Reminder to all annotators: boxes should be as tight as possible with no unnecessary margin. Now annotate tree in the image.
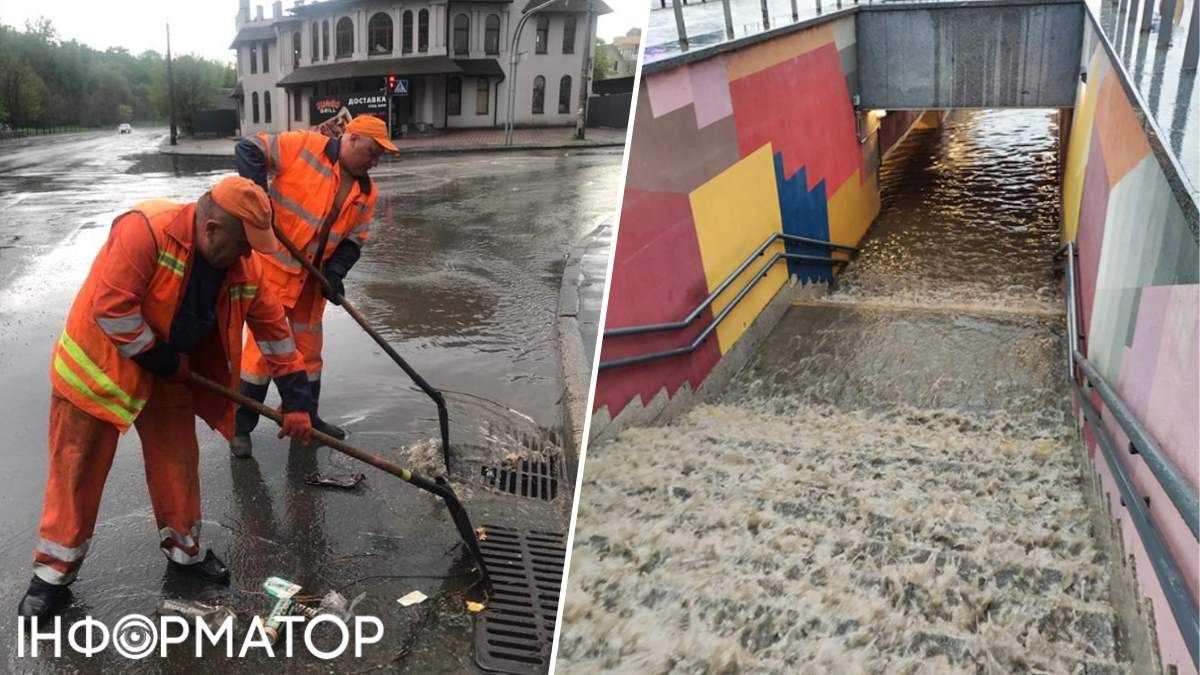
[592,39,614,81]
[0,19,232,130]
[160,55,226,134]
[0,55,49,125]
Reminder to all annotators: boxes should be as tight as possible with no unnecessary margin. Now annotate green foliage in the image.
[592,39,614,81]
[0,18,233,130]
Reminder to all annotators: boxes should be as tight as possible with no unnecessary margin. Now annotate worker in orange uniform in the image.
[229,114,396,458]
[17,177,315,618]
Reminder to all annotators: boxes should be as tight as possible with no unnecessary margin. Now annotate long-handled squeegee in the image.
[187,372,492,597]
[269,225,454,473]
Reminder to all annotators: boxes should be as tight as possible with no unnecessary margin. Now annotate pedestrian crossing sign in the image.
[394,79,409,95]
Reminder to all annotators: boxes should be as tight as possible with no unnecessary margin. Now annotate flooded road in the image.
[0,128,621,671]
[561,111,1130,672]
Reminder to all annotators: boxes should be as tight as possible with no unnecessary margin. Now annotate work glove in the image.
[320,272,346,305]
[278,410,313,445]
[166,354,191,384]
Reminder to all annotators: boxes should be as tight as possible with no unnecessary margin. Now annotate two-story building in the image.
[230,0,609,137]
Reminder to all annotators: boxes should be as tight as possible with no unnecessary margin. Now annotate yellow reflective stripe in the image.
[54,355,136,425]
[58,332,147,414]
[229,284,258,300]
[157,250,186,276]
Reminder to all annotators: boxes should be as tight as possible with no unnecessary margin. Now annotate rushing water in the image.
[560,111,1129,672]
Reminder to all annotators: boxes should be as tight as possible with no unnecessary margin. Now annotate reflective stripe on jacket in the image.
[247,130,376,310]
[50,200,307,435]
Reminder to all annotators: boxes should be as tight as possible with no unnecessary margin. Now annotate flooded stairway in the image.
[560,111,1132,672]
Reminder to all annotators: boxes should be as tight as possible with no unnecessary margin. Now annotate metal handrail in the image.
[1065,243,1198,538]
[599,245,848,369]
[1064,241,1199,669]
[604,232,856,337]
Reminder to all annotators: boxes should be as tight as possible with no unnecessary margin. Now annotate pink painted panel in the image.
[645,67,694,119]
[688,57,734,129]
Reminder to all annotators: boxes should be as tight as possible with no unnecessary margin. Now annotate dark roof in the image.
[454,59,505,78]
[230,81,244,99]
[276,56,462,86]
[228,23,279,48]
[521,0,612,14]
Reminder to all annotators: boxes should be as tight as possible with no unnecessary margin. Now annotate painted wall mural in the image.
[1063,22,1199,675]
[594,16,893,421]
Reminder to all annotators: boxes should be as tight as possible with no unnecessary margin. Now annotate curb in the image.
[555,220,607,482]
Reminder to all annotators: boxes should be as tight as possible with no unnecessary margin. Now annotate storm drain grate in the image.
[479,455,560,501]
[474,525,565,674]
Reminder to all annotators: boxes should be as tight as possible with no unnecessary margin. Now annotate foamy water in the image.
[559,111,1127,671]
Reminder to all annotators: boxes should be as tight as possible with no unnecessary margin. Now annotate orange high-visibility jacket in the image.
[247,130,375,310]
[50,200,307,436]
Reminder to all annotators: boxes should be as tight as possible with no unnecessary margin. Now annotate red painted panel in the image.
[728,42,862,192]
[1076,125,1111,340]
[593,189,722,417]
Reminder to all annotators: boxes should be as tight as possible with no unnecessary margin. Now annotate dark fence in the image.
[191,110,239,137]
[586,92,632,128]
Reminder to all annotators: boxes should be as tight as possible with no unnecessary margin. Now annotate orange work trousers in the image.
[33,380,205,586]
[242,278,325,385]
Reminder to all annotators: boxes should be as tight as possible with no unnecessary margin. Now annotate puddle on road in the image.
[0,133,619,673]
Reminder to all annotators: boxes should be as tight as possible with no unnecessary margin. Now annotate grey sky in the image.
[0,0,646,63]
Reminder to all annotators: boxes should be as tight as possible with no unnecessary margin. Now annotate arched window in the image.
[418,9,429,52]
[558,75,571,114]
[264,91,272,123]
[448,77,462,116]
[534,16,548,54]
[261,41,270,72]
[336,17,353,57]
[485,15,500,55]
[321,20,330,59]
[402,11,413,54]
[292,32,301,69]
[453,14,469,55]
[251,92,260,123]
[369,12,392,54]
[562,16,576,54]
[531,75,545,114]
[249,44,258,73]
[311,22,318,62]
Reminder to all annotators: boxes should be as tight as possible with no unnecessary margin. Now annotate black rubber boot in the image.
[167,550,230,585]
[230,380,269,458]
[309,380,346,441]
[17,576,72,618]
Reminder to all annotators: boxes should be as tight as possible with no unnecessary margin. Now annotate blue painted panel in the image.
[774,153,832,283]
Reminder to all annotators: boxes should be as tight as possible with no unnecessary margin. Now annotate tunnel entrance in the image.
[565,109,1135,671]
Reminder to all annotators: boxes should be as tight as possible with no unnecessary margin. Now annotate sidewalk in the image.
[159,126,627,157]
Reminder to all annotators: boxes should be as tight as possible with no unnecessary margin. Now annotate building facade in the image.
[231,0,608,137]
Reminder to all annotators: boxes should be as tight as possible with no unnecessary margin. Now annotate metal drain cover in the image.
[480,455,561,501]
[475,526,565,673]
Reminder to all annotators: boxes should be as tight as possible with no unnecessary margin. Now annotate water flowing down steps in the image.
[560,303,1126,673]
[560,110,1133,672]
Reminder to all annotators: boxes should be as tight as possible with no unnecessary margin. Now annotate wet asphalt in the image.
[0,128,621,672]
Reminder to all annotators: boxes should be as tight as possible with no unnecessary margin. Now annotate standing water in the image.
[560,111,1131,672]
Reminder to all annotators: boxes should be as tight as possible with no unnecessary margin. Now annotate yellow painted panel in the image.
[828,168,880,251]
[723,24,835,81]
[1062,46,1107,243]
[689,145,787,355]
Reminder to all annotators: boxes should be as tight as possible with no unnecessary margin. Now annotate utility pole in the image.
[576,0,594,140]
[167,23,178,146]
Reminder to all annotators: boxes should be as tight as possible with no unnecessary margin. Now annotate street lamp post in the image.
[505,0,559,146]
